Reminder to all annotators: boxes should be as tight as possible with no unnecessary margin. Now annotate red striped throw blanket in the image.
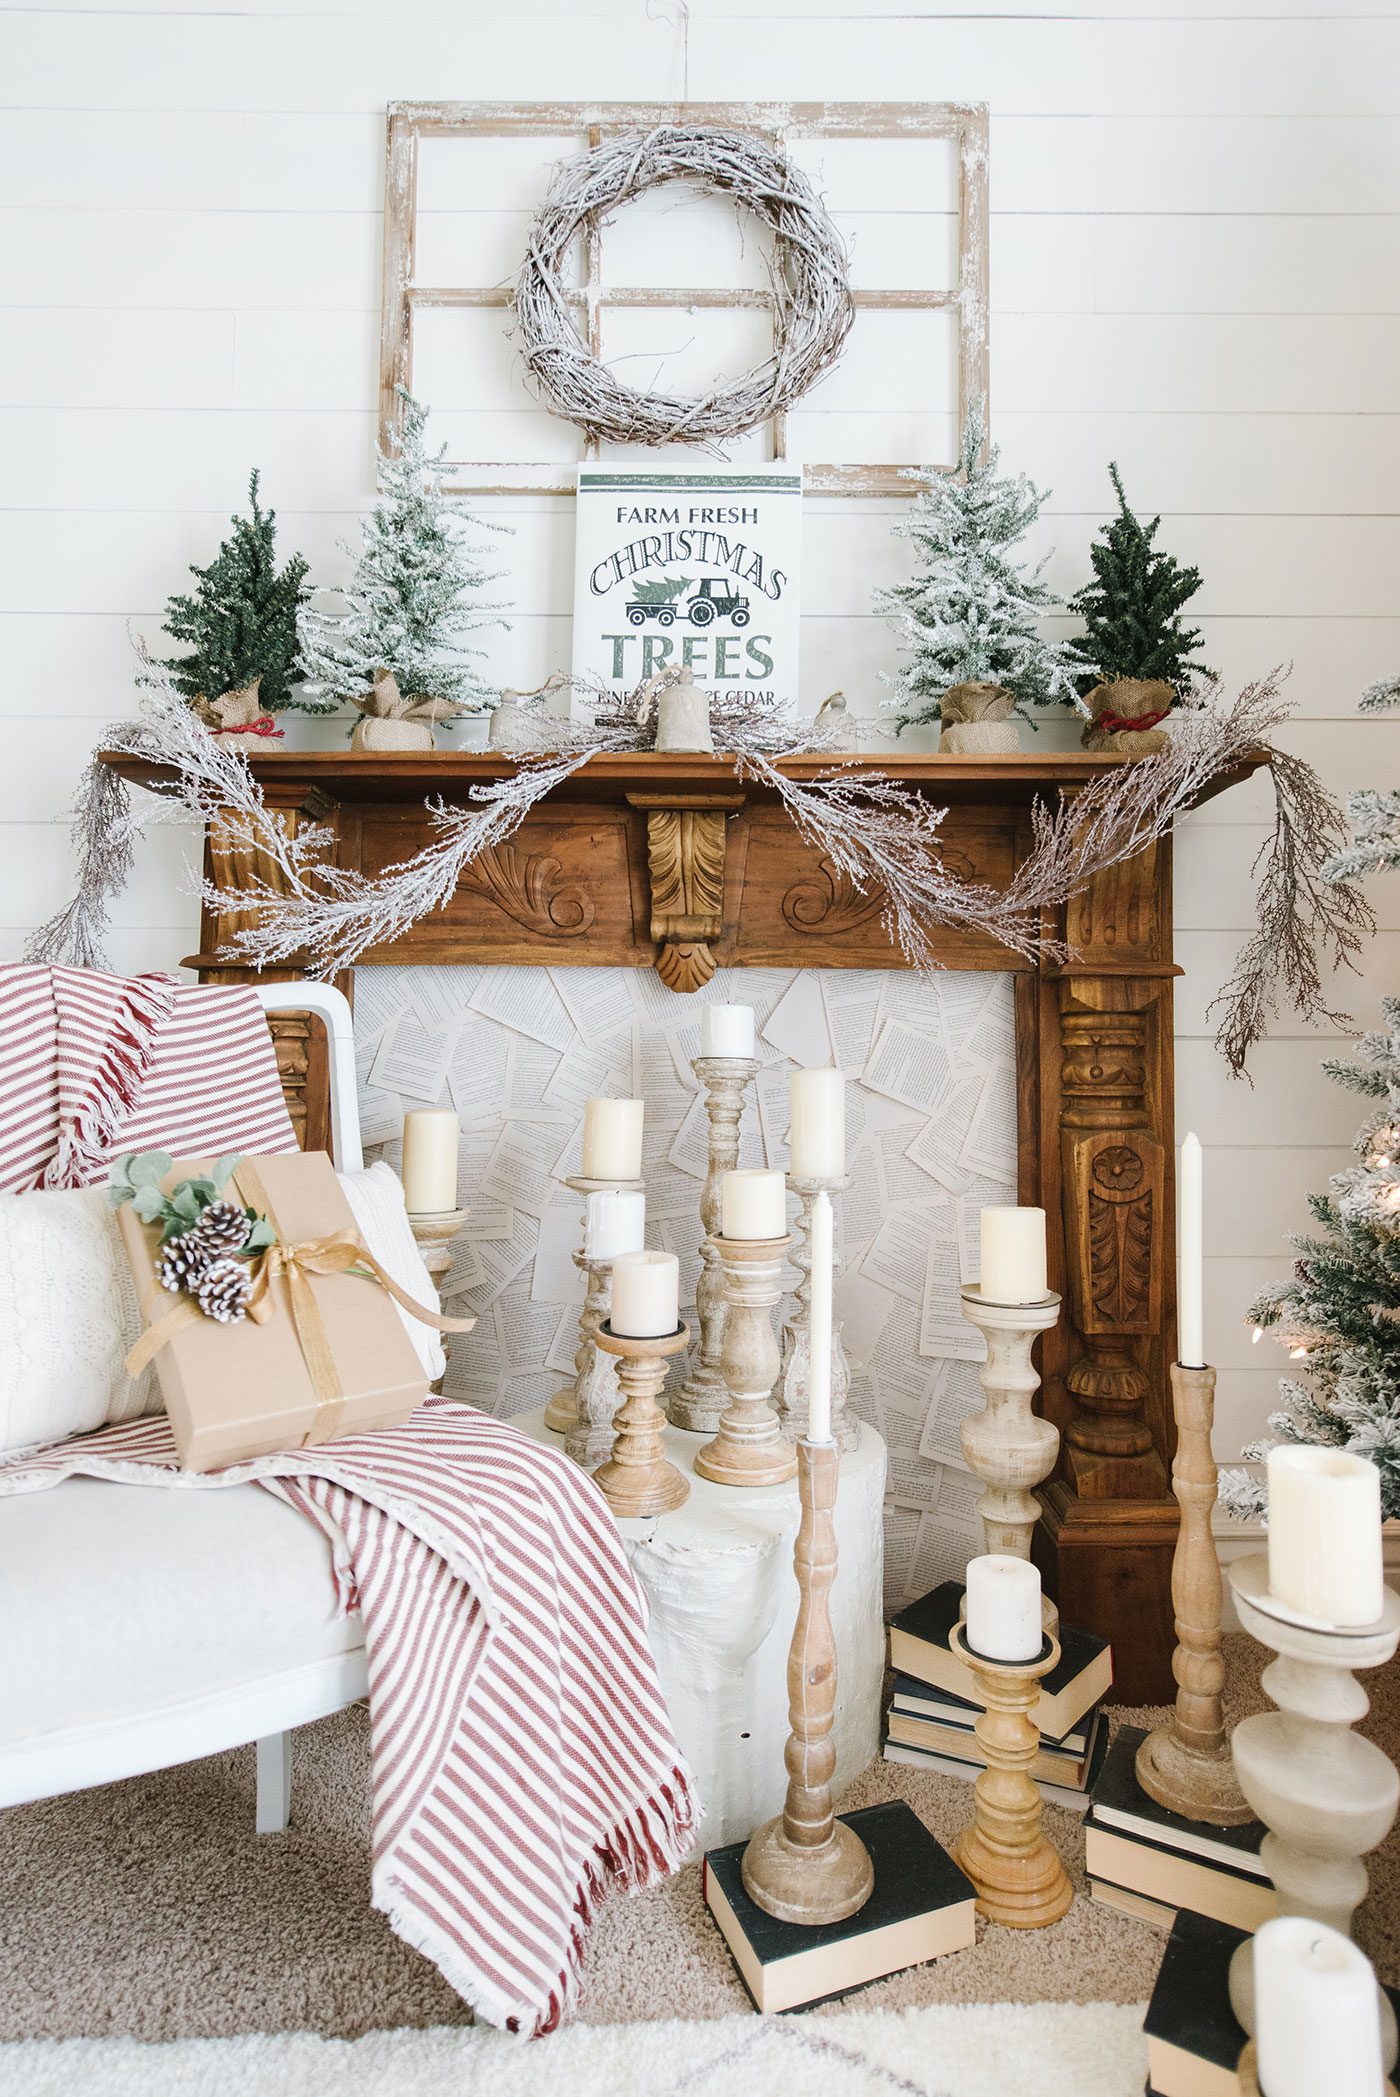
[0,1399,697,2033]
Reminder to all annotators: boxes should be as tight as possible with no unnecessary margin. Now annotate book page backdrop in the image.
[355,965,1016,1612]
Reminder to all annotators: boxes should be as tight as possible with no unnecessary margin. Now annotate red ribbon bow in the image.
[211,715,285,739]
[1098,706,1170,736]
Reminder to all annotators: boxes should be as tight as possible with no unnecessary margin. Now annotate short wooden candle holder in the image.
[949,1622,1073,1930]
[1225,1553,1400,2066]
[958,1285,1061,1631]
[696,1233,797,1489]
[779,1174,858,1451]
[592,1319,691,1520]
[741,1437,875,1926]
[671,1056,760,1435]
[408,1208,469,1394]
[1136,1362,1252,1825]
[544,1175,643,1441]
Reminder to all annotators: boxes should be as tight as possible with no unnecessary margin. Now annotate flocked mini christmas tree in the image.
[297,391,508,719]
[1068,463,1208,697]
[875,411,1076,735]
[160,472,311,713]
[1222,1000,1400,1524]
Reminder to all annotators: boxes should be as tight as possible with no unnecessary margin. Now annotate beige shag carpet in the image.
[1,1636,1396,2043]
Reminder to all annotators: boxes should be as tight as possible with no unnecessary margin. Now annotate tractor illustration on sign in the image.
[626,576,751,629]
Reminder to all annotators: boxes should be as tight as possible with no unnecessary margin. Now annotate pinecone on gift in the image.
[155,1199,251,1293]
[194,1256,254,1324]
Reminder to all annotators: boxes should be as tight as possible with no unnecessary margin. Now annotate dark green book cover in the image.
[1092,1725,1267,1873]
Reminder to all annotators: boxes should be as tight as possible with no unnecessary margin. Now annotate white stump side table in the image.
[516,1406,887,1851]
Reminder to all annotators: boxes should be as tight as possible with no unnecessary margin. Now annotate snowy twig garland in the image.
[28,664,1366,1078]
[514,126,854,446]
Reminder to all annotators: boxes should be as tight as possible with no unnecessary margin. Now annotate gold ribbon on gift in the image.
[125,1161,476,1447]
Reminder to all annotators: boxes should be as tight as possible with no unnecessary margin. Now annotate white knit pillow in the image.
[0,1162,445,1455]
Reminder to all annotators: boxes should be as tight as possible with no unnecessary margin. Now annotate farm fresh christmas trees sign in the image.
[571,465,802,709]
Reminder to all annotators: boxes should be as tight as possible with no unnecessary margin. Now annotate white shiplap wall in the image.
[4,0,1399,1465]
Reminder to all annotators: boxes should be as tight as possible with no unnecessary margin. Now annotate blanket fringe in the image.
[40,970,176,1189]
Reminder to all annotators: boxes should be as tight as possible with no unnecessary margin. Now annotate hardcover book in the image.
[703,1800,975,2014]
[1084,1821,1277,1936]
[1091,1725,1269,1875]
[883,1717,1108,1817]
[886,1697,1104,1788]
[890,1672,1094,1759]
[887,1581,1112,1742]
[570,463,803,711]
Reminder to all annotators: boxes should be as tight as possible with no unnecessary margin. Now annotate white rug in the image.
[2,2002,1148,2097]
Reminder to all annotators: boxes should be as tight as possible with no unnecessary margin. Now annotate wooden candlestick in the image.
[958,1286,1061,1631]
[408,1207,469,1394]
[695,1234,798,1488]
[544,1175,642,1439]
[741,1437,875,1925]
[949,1621,1073,1929]
[591,1319,691,1519]
[1136,1362,1252,1824]
[670,1056,759,1435]
[1226,1554,1400,2066]
[779,1174,857,1451]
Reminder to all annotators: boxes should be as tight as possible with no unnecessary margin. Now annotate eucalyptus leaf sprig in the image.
[108,1150,276,1256]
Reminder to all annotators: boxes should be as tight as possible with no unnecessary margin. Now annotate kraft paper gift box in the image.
[117,1150,432,1471]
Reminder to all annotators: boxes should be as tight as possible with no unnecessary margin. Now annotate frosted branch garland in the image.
[28,661,1366,1078]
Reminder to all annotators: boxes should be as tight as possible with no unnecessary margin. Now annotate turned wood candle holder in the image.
[591,1319,691,1520]
[949,1622,1073,1929]
[409,1208,469,1394]
[544,1175,643,1441]
[958,1286,1062,1631]
[696,1234,798,1489]
[1226,1553,1400,2068]
[670,1056,759,1435]
[1136,1362,1252,1825]
[779,1174,858,1452]
[741,1436,875,1925]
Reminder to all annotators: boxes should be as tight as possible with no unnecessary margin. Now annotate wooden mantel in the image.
[107,744,1262,1700]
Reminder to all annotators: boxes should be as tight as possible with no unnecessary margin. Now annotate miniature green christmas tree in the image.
[298,391,508,718]
[160,472,311,712]
[1068,464,1208,695]
[875,411,1075,733]
[1221,1000,1400,1524]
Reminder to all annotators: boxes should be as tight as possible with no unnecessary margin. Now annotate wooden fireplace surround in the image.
[106,745,1262,1701]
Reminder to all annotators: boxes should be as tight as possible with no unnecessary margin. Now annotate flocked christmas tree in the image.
[298,391,508,717]
[1067,463,1208,695]
[875,411,1076,733]
[160,472,311,712]
[1222,674,1400,1523]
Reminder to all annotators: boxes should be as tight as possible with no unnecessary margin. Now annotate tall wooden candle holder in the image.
[592,1319,691,1520]
[544,1175,642,1440]
[741,1437,875,1924]
[671,1056,759,1435]
[949,1621,1073,1929]
[779,1174,857,1451]
[695,1234,798,1488]
[1136,1362,1252,1825]
[1225,1553,1400,2067]
[958,1286,1062,1630]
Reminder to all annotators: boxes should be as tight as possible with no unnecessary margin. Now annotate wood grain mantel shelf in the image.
[106,743,1265,1700]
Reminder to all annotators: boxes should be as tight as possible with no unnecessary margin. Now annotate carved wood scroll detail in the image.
[456,842,595,938]
[628,791,744,994]
[781,856,884,938]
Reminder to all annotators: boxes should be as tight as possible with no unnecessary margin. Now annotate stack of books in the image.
[1086,1725,1276,1935]
[882,1580,1113,1813]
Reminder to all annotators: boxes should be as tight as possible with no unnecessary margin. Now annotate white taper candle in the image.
[807,1190,834,1442]
[1179,1131,1205,1369]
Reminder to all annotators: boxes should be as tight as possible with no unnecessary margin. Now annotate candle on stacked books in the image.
[781,1069,855,1447]
[673,1004,760,1435]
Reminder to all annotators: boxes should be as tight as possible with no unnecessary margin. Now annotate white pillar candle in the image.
[808,1190,834,1442]
[965,1552,1043,1663]
[580,1097,644,1181]
[701,1003,756,1059]
[610,1249,679,1339]
[1266,1445,1384,1626]
[789,1067,846,1178]
[1254,1917,1383,2097]
[400,1108,460,1215]
[721,1168,788,1242]
[585,1189,646,1262]
[1179,1131,1205,1369]
[979,1206,1048,1304]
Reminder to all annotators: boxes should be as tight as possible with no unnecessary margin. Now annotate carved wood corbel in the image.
[626,790,744,993]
